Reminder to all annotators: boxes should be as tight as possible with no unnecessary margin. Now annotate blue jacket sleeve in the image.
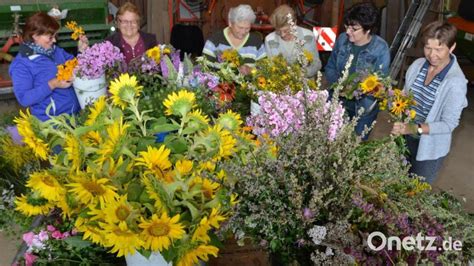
[324,36,342,85]
[9,59,53,107]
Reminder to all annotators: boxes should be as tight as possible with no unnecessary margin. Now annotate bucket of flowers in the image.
[72,41,124,109]
[13,73,255,265]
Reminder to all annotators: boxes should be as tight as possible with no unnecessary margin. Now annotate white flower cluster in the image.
[308,225,327,245]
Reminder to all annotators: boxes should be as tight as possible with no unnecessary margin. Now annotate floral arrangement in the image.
[56,58,78,81]
[245,55,318,96]
[65,21,84,41]
[217,49,243,68]
[12,73,255,265]
[75,41,124,79]
[247,89,344,140]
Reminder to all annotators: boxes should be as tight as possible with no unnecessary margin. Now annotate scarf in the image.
[24,42,56,58]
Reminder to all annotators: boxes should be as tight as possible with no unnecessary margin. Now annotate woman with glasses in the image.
[391,21,467,184]
[9,12,86,121]
[106,2,157,64]
[202,4,266,75]
[265,4,321,78]
[324,2,390,140]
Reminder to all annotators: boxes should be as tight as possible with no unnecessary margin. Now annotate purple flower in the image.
[22,232,35,246]
[160,58,169,78]
[75,41,124,79]
[303,208,314,219]
[46,225,56,232]
[6,126,23,145]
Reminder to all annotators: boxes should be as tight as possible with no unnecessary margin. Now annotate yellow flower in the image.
[83,130,102,146]
[85,96,107,126]
[191,177,220,199]
[187,109,210,130]
[201,125,237,160]
[0,137,35,172]
[102,195,134,225]
[390,96,408,116]
[139,212,185,252]
[101,222,144,257]
[96,118,129,165]
[257,76,267,89]
[207,208,226,229]
[15,194,52,216]
[176,245,219,266]
[64,134,82,171]
[303,50,314,63]
[360,75,380,94]
[191,217,211,243]
[109,73,143,109]
[65,21,84,40]
[146,46,161,63]
[379,98,388,111]
[56,58,77,81]
[14,109,49,160]
[198,161,216,172]
[135,145,173,182]
[217,110,242,132]
[221,49,240,66]
[230,193,239,206]
[163,90,196,117]
[409,109,417,120]
[142,176,165,210]
[67,175,118,208]
[163,47,172,54]
[175,159,193,177]
[26,171,65,201]
[77,221,107,245]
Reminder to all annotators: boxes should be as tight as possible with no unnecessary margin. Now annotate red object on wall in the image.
[313,26,338,51]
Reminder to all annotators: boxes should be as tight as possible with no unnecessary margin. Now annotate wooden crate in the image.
[208,239,270,266]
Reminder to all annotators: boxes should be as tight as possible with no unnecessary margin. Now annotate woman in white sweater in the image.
[264,4,322,78]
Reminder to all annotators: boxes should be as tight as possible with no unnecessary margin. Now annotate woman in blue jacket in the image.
[9,12,86,121]
[324,2,390,140]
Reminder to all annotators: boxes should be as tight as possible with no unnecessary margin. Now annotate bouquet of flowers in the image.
[56,58,78,81]
[74,41,124,79]
[13,73,255,265]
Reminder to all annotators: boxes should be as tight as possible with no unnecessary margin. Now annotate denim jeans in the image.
[406,135,446,184]
[343,96,379,140]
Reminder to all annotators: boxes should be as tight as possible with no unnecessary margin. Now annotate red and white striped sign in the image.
[313,26,338,51]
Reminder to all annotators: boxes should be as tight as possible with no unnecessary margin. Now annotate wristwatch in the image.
[417,124,423,136]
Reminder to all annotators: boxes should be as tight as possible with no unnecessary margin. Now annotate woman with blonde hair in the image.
[265,4,321,77]
[106,2,157,64]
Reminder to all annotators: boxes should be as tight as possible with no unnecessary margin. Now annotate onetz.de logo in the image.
[367,231,463,251]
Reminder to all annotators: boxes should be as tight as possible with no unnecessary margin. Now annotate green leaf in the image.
[152,123,180,133]
[127,182,144,202]
[138,249,152,259]
[166,138,188,154]
[64,236,92,249]
[136,137,158,151]
[183,201,199,221]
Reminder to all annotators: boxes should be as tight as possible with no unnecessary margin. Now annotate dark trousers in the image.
[406,135,445,184]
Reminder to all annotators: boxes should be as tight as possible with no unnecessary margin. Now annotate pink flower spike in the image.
[24,252,38,266]
[22,232,35,246]
[47,225,56,232]
[62,232,70,238]
[51,230,63,239]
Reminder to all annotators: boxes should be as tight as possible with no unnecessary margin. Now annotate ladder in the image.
[389,0,432,80]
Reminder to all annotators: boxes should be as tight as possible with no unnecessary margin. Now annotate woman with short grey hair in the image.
[203,4,265,73]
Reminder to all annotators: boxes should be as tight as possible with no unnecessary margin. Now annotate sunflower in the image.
[207,208,226,229]
[201,125,237,160]
[109,73,143,109]
[186,109,210,130]
[163,90,196,117]
[390,96,408,116]
[176,245,219,266]
[135,145,173,182]
[175,159,193,177]
[15,194,52,216]
[101,195,135,225]
[14,109,49,160]
[101,222,144,257]
[82,130,102,146]
[191,177,220,199]
[64,134,83,171]
[360,75,380,94]
[139,212,185,252]
[217,110,242,132]
[85,96,107,126]
[0,137,34,172]
[146,46,161,63]
[191,217,211,243]
[96,118,129,165]
[67,175,118,208]
[26,171,65,201]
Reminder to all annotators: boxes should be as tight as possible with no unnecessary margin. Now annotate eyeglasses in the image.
[344,25,363,33]
[118,19,139,26]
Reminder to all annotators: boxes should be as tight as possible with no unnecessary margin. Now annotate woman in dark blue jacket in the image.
[9,12,85,121]
[324,2,390,140]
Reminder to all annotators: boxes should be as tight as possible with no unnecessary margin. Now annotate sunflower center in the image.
[115,206,130,221]
[41,175,56,187]
[83,181,106,196]
[148,222,170,237]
